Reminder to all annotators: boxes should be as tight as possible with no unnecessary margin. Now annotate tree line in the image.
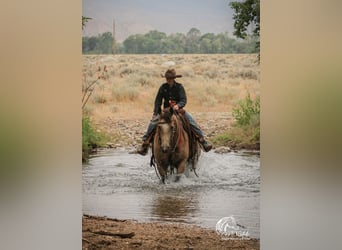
[82,28,259,54]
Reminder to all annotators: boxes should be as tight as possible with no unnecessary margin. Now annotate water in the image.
[82,148,260,238]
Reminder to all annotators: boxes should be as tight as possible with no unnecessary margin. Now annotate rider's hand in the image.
[173,104,179,111]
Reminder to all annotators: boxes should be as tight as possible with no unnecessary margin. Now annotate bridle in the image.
[157,115,181,153]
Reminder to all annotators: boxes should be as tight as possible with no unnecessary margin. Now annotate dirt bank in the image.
[82,214,260,249]
[93,111,259,151]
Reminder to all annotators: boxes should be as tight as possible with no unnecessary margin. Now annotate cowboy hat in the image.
[161,69,182,78]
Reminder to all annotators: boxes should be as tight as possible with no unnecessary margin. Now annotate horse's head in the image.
[153,108,192,183]
[157,109,176,153]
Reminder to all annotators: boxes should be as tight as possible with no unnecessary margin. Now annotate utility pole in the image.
[112,19,116,54]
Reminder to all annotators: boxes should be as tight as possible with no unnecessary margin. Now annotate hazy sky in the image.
[82,0,235,41]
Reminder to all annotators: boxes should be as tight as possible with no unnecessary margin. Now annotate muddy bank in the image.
[82,214,260,249]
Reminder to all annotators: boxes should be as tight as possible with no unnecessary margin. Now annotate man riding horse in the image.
[137,69,212,155]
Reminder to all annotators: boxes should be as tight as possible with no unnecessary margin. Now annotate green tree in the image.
[211,39,219,53]
[115,43,125,54]
[185,28,201,53]
[83,28,259,55]
[83,36,97,53]
[216,33,228,53]
[82,16,92,30]
[96,32,113,54]
[229,0,260,51]
[144,30,167,53]
[82,37,89,53]
[123,34,148,53]
[146,30,167,40]
[200,33,215,53]
[199,37,212,53]
[123,35,137,53]
[169,33,186,53]
[82,32,114,54]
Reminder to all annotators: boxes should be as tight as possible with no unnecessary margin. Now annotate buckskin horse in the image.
[151,108,201,183]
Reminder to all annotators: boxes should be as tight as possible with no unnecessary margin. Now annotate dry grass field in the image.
[82,54,260,147]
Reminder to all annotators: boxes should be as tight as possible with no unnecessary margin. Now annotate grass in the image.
[212,129,243,147]
[82,54,259,113]
[212,126,259,146]
[111,84,139,101]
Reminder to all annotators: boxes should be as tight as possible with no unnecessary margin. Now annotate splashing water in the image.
[83,148,260,238]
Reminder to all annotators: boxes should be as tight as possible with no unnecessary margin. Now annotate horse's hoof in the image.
[175,175,181,182]
[160,178,166,184]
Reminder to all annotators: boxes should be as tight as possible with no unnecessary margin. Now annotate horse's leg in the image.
[157,166,164,182]
[184,164,190,177]
[160,177,166,184]
[175,159,187,182]
[157,165,168,184]
[159,173,166,184]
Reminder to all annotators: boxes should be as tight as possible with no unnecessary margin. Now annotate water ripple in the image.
[83,149,260,238]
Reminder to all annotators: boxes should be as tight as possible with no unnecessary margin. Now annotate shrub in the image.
[127,74,154,87]
[94,94,107,104]
[204,69,219,79]
[230,69,258,80]
[82,115,107,161]
[232,93,260,127]
[119,67,134,75]
[212,93,260,148]
[111,85,139,101]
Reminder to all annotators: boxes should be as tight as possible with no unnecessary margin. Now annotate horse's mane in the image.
[160,108,172,123]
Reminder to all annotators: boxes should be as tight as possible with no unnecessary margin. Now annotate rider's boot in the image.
[137,140,150,155]
[199,137,212,152]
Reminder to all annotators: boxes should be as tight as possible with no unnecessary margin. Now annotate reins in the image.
[170,113,182,153]
[150,154,161,180]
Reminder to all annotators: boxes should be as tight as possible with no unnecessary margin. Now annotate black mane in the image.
[160,108,173,123]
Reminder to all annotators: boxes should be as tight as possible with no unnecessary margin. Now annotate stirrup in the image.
[200,140,212,152]
[137,142,149,155]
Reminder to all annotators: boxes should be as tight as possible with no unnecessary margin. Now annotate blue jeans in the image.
[141,111,204,141]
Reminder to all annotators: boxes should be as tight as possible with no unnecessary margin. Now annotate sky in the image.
[82,0,235,41]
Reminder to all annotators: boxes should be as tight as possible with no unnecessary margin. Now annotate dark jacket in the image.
[153,81,187,115]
